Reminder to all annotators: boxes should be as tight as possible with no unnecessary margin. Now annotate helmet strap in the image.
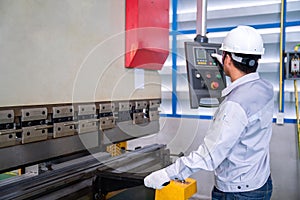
[231,53,257,67]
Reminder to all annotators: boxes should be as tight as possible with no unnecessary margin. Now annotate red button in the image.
[211,82,219,89]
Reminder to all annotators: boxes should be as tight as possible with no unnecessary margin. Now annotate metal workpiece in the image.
[99,144,169,174]
[0,144,170,200]
[107,144,171,174]
[93,144,171,200]
[0,132,100,173]
[102,120,160,144]
[0,151,110,200]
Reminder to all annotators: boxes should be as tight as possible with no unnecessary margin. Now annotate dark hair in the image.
[225,52,261,74]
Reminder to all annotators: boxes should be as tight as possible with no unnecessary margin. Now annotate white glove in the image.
[144,168,170,190]
[211,53,223,65]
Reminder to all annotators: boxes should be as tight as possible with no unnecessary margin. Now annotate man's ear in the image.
[224,54,231,65]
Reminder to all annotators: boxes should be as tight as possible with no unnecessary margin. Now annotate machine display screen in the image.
[194,47,217,66]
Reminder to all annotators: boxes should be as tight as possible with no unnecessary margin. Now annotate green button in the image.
[216,74,222,79]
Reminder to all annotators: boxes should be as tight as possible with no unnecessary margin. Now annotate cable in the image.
[294,80,300,158]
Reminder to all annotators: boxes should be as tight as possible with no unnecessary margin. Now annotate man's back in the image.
[215,73,274,192]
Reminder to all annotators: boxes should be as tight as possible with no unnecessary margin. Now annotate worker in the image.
[144,25,274,200]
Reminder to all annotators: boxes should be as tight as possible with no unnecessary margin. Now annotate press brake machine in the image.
[0,1,170,199]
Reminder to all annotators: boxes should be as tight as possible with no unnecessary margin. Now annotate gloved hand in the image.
[144,168,170,190]
[211,53,223,65]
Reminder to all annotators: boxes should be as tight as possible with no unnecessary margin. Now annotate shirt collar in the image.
[222,72,260,97]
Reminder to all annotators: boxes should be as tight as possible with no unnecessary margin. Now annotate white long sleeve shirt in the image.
[165,72,274,192]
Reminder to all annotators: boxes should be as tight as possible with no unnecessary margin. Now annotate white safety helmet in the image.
[220,25,265,55]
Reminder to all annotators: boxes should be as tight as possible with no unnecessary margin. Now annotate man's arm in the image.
[144,101,248,189]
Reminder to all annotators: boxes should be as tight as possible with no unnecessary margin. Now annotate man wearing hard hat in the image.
[144,25,274,200]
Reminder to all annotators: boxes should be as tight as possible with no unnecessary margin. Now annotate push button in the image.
[216,74,222,79]
[211,82,219,89]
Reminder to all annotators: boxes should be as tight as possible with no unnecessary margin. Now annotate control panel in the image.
[185,42,226,108]
[285,52,300,79]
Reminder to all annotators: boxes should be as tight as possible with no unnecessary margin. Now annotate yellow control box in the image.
[155,178,197,200]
